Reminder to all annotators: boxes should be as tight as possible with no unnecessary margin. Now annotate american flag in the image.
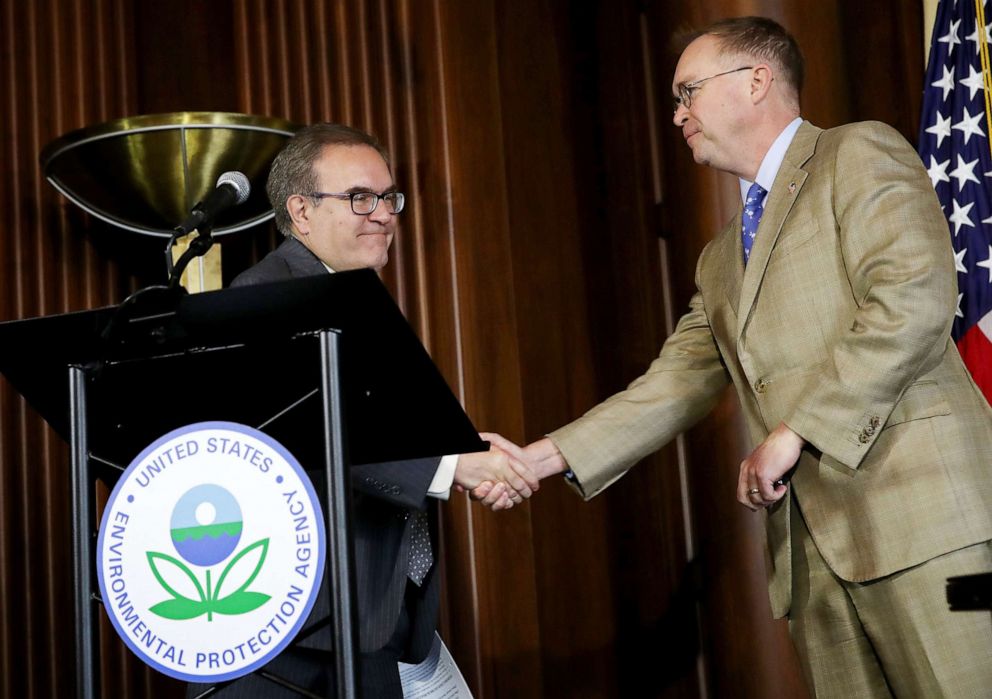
[919,0,992,404]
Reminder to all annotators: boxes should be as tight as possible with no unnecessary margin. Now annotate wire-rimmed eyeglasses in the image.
[673,66,753,111]
[308,190,406,215]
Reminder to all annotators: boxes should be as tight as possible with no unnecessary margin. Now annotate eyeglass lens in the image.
[352,191,405,214]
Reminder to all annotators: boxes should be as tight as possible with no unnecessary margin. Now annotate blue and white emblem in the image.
[97,422,326,682]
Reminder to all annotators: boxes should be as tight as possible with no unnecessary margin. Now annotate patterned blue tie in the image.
[742,182,767,265]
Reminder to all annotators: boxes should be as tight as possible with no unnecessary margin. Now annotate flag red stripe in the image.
[957,323,992,406]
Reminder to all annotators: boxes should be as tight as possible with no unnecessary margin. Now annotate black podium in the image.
[0,271,485,698]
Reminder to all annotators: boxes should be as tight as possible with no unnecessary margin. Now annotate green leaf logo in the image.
[147,538,271,621]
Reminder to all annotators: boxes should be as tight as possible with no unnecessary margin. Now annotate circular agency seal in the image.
[96,421,326,682]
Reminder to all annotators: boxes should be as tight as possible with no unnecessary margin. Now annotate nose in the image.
[368,200,393,224]
[673,102,688,126]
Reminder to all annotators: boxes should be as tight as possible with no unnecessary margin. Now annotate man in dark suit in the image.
[200,123,533,698]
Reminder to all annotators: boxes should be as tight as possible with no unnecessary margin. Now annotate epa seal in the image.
[96,421,326,682]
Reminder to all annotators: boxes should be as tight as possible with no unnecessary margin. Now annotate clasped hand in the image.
[454,443,540,511]
[454,434,569,511]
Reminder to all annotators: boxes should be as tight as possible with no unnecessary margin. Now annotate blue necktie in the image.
[742,182,767,265]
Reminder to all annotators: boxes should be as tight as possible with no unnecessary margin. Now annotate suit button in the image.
[754,378,769,393]
[858,431,870,444]
[869,415,881,428]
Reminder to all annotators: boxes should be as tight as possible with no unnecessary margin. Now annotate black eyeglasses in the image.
[673,66,753,111]
[308,190,406,215]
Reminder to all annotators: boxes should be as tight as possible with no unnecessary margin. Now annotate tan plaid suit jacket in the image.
[550,120,992,617]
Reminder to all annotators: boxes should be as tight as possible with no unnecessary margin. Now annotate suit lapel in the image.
[736,122,821,340]
[716,211,744,312]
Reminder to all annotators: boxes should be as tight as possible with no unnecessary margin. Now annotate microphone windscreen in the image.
[216,171,251,204]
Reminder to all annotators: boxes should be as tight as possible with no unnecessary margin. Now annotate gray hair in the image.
[267,123,390,236]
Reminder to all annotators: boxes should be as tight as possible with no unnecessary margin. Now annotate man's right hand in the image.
[454,446,539,511]
[471,434,570,505]
[480,434,569,482]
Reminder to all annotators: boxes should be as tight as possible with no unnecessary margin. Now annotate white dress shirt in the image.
[739,117,803,207]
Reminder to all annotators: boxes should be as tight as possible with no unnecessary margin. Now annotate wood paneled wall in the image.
[0,1,923,697]
[0,2,140,698]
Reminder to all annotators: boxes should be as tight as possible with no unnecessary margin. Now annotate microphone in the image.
[176,171,251,234]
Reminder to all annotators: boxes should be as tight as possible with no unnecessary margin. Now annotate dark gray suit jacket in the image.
[198,235,443,698]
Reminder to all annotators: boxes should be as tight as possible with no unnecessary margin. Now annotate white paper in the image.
[398,632,473,698]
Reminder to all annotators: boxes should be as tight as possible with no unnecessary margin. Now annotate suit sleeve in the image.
[549,266,732,499]
[351,457,441,511]
[784,122,957,469]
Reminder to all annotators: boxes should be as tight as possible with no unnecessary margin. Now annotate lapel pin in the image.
[788,182,796,194]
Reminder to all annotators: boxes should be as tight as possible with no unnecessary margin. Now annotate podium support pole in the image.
[69,365,98,699]
[320,330,359,698]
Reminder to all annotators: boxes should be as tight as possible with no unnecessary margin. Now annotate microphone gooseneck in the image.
[167,172,252,287]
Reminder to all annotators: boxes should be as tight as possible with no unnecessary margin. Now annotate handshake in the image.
[452,433,569,511]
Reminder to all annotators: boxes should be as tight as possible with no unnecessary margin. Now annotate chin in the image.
[689,144,709,166]
[364,247,390,270]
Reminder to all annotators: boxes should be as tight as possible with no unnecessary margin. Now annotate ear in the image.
[286,194,311,236]
[750,64,774,104]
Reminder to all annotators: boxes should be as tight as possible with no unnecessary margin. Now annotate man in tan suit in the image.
[485,16,992,697]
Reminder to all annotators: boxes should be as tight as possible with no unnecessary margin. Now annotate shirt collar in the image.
[739,117,803,204]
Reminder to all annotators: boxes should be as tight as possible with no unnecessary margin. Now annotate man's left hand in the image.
[737,422,804,510]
